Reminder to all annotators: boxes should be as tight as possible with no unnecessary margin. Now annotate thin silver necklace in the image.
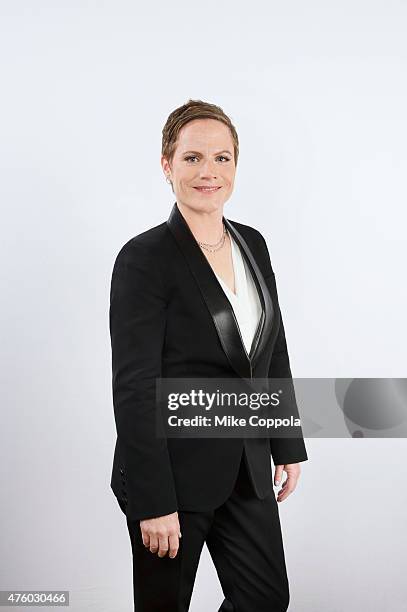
[197,223,227,252]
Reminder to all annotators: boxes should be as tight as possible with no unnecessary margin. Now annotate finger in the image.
[274,465,284,486]
[158,536,170,558]
[277,488,290,501]
[282,474,295,487]
[141,531,150,547]
[168,534,180,559]
[276,474,292,494]
[149,535,159,554]
[277,482,296,501]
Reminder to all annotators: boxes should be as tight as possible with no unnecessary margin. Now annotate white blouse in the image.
[214,233,262,355]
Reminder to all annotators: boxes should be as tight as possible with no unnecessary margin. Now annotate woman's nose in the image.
[199,161,218,178]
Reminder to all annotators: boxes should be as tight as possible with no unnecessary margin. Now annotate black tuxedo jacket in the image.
[109,202,308,521]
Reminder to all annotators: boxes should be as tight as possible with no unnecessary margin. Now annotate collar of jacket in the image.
[166,201,278,380]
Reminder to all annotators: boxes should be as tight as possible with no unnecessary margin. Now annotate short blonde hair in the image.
[162,99,239,168]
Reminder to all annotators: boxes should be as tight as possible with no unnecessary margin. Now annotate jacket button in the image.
[119,468,124,475]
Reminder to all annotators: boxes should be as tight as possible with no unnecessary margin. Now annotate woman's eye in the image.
[184,155,231,163]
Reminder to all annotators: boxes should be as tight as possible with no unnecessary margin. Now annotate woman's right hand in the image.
[140,512,182,559]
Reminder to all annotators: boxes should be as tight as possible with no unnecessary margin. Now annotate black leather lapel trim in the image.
[223,217,276,370]
[166,202,276,378]
[167,202,250,378]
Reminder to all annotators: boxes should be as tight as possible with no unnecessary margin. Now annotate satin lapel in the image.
[223,217,275,370]
[167,202,251,378]
[166,202,276,378]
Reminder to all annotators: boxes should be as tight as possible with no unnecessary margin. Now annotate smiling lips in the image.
[193,186,221,193]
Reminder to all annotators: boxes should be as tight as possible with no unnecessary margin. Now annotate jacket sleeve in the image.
[267,302,308,465]
[109,240,178,521]
[256,231,308,465]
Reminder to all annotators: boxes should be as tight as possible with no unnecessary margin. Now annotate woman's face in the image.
[162,118,236,215]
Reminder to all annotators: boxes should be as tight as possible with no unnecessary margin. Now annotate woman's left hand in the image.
[274,463,301,502]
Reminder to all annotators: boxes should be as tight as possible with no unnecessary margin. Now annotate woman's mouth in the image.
[193,186,221,193]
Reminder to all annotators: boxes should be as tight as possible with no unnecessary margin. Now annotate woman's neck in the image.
[176,201,225,244]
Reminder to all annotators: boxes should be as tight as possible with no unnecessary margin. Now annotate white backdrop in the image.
[0,1,406,610]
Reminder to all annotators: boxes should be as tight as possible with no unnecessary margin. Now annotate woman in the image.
[109,99,308,612]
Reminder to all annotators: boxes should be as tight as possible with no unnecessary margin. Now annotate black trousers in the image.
[119,451,290,611]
